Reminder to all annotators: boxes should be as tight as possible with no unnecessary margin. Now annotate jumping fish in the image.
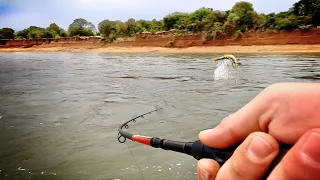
[214,55,239,68]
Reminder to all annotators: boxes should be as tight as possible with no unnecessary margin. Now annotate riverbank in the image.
[1,28,320,53]
[1,44,320,53]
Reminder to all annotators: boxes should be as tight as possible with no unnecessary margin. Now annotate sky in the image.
[0,0,299,31]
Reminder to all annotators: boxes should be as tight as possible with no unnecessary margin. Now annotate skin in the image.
[197,82,320,180]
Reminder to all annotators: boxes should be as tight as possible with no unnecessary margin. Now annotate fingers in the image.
[199,84,280,149]
[267,128,320,180]
[197,159,220,180]
[216,132,279,180]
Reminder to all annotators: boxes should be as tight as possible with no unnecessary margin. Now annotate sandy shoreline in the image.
[1,45,320,54]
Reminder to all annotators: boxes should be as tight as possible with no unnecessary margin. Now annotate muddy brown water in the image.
[0,53,319,180]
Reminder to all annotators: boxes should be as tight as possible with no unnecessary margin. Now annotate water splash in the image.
[213,60,234,80]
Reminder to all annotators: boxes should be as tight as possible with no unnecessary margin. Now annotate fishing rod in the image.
[117,108,291,173]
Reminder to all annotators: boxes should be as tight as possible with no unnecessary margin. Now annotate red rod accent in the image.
[131,135,152,146]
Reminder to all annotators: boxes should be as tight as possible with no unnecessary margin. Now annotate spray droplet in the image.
[41,172,44,175]
[176,163,181,166]
[169,168,172,170]
[194,173,197,175]
[18,167,25,171]
[158,169,162,172]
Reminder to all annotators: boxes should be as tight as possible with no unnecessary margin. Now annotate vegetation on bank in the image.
[0,0,319,42]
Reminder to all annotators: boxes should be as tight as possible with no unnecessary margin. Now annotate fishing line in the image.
[125,141,146,180]
[117,108,292,177]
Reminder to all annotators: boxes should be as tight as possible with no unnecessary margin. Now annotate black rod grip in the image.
[191,140,237,165]
[191,140,291,172]
[162,140,186,153]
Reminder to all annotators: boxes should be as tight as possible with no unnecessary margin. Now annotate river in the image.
[0,52,319,180]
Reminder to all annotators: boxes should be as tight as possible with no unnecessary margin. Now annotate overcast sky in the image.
[0,0,298,31]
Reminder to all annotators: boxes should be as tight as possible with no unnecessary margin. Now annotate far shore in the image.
[1,44,320,54]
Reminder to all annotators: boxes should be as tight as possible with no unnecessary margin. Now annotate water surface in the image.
[0,52,319,180]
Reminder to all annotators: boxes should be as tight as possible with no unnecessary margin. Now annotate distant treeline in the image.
[1,0,319,42]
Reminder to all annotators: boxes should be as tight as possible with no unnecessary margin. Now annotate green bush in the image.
[203,31,213,41]
[275,16,298,31]
[234,30,242,39]
[167,41,174,47]
[298,24,313,29]
[8,0,320,41]
[60,31,68,37]
[0,28,15,39]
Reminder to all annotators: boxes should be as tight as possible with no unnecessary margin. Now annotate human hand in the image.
[197,83,320,180]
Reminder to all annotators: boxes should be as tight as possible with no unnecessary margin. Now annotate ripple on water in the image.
[294,74,320,80]
[1,53,319,180]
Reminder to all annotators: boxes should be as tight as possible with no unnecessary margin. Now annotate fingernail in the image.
[197,164,212,180]
[200,128,222,137]
[301,132,320,164]
[248,136,274,160]
[200,129,213,136]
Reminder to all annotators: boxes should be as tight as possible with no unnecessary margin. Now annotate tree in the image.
[46,23,61,38]
[48,23,60,34]
[0,28,15,39]
[16,29,29,39]
[163,12,189,30]
[293,0,320,26]
[213,22,225,39]
[275,15,299,30]
[263,13,276,29]
[213,11,228,23]
[148,19,164,32]
[229,1,257,31]
[27,26,48,38]
[188,7,216,32]
[15,26,54,39]
[59,28,68,37]
[124,18,136,36]
[98,19,118,38]
[68,18,96,36]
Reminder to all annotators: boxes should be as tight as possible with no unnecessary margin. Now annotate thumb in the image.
[267,128,320,180]
[198,85,279,148]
